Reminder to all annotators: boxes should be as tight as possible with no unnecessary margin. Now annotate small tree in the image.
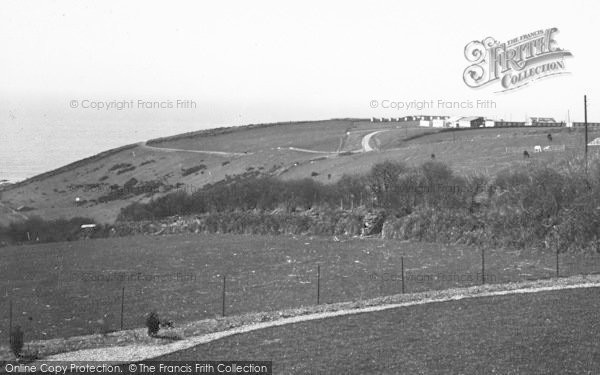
[10,325,24,358]
[146,312,160,337]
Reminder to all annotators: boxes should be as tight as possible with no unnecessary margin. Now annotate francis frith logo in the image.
[463,27,573,92]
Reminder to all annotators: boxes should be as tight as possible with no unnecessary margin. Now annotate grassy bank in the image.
[2,233,600,343]
[155,287,600,374]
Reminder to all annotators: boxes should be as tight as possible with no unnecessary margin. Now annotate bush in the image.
[5,216,103,244]
[10,325,24,358]
[146,312,160,336]
[109,163,133,171]
[112,156,600,252]
[116,166,136,175]
[124,177,138,192]
[182,165,207,176]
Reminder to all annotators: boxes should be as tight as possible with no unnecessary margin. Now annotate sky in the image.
[0,0,599,180]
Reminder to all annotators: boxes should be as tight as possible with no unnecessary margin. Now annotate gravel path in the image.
[361,130,388,152]
[35,275,600,363]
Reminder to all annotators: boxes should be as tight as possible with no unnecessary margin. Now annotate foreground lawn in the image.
[156,287,600,374]
[1,233,599,341]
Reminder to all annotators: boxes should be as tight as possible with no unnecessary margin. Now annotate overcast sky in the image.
[0,0,599,180]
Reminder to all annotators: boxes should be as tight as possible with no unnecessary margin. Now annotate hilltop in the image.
[0,118,592,225]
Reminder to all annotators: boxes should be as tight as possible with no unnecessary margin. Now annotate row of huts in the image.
[369,116,600,128]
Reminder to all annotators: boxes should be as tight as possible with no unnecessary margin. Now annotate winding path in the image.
[35,275,600,363]
[361,130,387,152]
[281,130,389,156]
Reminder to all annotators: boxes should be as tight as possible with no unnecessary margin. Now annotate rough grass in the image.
[2,233,600,343]
[149,120,354,153]
[4,275,598,362]
[156,287,600,374]
[2,123,596,224]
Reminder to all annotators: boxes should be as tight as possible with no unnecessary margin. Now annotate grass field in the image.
[155,287,600,374]
[148,120,355,153]
[1,233,599,342]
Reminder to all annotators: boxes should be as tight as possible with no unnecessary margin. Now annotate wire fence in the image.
[2,247,600,344]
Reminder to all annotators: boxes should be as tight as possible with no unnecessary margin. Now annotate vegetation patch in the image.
[117,155,600,253]
[97,180,166,203]
[116,166,137,175]
[140,159,156,166]
[0,216,105,244]
[109,163,133,172]
[181,165,207,177]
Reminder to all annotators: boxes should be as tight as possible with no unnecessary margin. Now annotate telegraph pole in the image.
[585,95,588,175]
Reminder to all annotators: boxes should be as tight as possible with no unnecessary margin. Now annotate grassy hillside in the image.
[0,119,596,225]
[156,287,600,374]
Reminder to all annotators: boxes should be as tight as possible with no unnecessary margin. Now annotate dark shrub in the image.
[109,163,132,171]
[116,166,136,175]
[182,165,207,176]
[7,216,102,243]
[146,311,160,336]
[124,177,138,192]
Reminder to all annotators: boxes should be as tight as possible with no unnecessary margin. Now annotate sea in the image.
[0,119,208,183]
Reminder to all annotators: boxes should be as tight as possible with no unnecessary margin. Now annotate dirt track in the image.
[139,142,249,156]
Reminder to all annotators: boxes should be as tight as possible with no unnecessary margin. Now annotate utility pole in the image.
[317,265,321,305]
[585,95,588,175]
[222,275,226,317]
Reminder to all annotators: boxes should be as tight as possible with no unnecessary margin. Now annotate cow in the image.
[523,150,530,158]
[534,145,542,153]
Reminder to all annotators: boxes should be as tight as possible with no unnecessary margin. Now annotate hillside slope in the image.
[0,119,592,225]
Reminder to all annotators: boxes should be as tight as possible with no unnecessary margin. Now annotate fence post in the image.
[481,248,486,284]
[8,300,12,339]
[401,257,405,294]
[317,265,321,305]
[222,275,226,317]
[556,247,560,278]
[120,287,125,330]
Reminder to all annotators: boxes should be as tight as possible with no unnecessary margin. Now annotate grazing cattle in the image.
[534,145,542,153]
[547,134,553,142]
[523,150,530,158]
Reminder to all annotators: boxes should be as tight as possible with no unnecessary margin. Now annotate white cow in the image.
[534,145,542,153]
